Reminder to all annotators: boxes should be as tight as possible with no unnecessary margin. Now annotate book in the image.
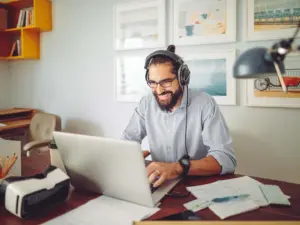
[17,7,34,28]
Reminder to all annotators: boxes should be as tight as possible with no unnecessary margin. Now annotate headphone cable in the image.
[184,86,189,158]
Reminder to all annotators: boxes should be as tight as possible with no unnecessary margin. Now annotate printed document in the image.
[42,195,159,225]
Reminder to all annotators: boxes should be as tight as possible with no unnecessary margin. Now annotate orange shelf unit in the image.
[0,0,51,60]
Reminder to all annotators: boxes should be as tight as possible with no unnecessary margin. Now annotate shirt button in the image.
[167,147,171,151]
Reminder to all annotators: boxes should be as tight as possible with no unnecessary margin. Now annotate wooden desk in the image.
[0,151,300,225]
[0,108,38,148]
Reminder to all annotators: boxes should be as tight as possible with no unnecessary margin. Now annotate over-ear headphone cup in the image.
[179,65,190,87]
[145,70,149,82]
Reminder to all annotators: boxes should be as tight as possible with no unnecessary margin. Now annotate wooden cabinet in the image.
[0,108,38,148]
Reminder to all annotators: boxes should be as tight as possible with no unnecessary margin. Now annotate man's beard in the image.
[154,87,183,112]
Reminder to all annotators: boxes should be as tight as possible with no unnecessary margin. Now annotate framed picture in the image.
[115,51,152,102]
[172,0,236,46]
[246,52,300,108]
[246,0,300,41]
[113,0,166,50]
[178,49,237,105]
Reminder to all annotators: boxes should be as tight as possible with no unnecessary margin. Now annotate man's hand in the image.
[146,162,183,188]
[143,150,150,158]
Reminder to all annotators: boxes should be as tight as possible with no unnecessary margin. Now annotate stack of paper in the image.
[42,196,160,225]
[185,176,291,219]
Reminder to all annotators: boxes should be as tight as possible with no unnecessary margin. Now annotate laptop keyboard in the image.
[150,184,159,193]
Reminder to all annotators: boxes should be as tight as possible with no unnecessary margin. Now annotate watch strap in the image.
[179,155,190,177]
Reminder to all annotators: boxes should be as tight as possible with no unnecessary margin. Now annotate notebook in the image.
[260,184,291,206]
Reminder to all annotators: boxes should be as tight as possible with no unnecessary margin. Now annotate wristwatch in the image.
[178,154,190,177]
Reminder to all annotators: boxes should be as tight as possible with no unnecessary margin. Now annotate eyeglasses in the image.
[147,77,177,89]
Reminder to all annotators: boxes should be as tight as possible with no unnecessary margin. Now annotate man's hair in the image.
[148,45,180,76]
[148,56,178,75]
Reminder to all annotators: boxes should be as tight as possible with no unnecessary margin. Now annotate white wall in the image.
[0,61,11,108]
[8,0,300,184]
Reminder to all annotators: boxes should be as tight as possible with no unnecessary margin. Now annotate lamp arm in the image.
[290,20,300,43]
[268,20,300,63]
[273,62,287,93]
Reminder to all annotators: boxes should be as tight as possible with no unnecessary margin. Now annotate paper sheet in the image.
[42,196,160,225]
[209,199,260,220]
[187,176,269,207]
[183,199,211,212]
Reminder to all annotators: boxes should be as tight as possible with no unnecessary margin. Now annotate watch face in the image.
[182,158,189,165]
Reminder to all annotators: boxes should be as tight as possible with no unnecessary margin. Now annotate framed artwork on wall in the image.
[172,0,236,46]
[246,52,300,108]
[113,0,166,50]
[246,0,300,41]
[115,51,152,102]
[178,48,237,105]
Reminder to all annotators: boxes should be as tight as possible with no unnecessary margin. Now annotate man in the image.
[121,45,236,188]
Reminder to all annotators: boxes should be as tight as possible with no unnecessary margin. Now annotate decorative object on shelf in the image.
[114,0,166,50]
[246,0,300,41]
[177,48,236,105]
[0,0,52,60]
[172,0,236,46]
[115,51,152,102]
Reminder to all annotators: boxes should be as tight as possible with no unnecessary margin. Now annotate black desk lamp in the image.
[233,21,300,92]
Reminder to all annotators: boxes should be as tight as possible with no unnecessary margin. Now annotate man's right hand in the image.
[143,150,150,158]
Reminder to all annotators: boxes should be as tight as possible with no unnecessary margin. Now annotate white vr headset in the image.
[0,165,70,219]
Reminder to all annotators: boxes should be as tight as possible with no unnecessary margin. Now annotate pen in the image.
[211,194,250,203]
[4,156,9,171]
[3,155,18,178]
[10,153,16,164]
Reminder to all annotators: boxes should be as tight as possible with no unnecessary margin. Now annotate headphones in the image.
[144,49,191,88]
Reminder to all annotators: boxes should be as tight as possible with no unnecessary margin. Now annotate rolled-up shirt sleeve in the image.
[201,97,237,174]
[121,96,147,143]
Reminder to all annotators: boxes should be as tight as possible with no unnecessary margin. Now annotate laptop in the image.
[52,131,180,208]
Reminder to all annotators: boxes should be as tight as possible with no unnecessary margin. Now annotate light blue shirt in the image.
[121,87,236,174]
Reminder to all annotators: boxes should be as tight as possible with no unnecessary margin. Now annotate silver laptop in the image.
[52,131,180,207]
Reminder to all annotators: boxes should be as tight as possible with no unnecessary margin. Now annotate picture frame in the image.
[246,52,300,108]
[172,0,236,46]
[246,0,300,41]
[114,50,152,103]
[113,0,166,50]
[178,48,237,105]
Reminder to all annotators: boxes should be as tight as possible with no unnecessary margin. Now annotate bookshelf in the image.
[0,0,52,60]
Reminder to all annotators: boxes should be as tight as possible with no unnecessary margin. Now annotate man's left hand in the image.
[147,162,183,188]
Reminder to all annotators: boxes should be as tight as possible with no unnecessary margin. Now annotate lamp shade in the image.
[233,47,285,78]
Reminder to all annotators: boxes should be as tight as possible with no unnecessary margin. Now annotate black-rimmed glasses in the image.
[147,77,177,88]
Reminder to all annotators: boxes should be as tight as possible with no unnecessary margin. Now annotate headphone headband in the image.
[144,50,184,69]
[144,48,190,87]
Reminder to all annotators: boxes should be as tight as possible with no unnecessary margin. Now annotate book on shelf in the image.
[0,8,7,30]
[10,39,21,57]
[17,7,34,28]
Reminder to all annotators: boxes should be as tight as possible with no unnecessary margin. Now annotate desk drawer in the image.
[0,128,29,147]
